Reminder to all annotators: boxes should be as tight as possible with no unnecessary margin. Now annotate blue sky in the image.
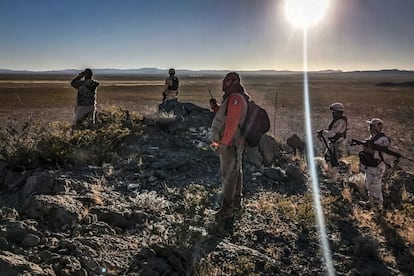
[0,0,413,71]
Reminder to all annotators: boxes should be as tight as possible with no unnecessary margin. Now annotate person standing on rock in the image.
[317,102,347,183]
[162,68,179,102]
[210,72,248,220]
[359,118,391,212]
[158,68,185,116]
[160,68,179,105]
[71,68,100,129]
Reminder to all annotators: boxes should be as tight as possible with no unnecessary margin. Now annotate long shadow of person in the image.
[377,215,414,274]
[329,197,395,275]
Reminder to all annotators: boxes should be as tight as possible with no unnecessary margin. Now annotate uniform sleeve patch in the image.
[232,99,239,106]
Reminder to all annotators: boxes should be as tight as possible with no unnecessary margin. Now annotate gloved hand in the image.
[316,131,322,139]
[316,130,325,140]
[210,141,219,151]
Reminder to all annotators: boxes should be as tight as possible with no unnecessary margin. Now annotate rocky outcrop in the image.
[0,106,413,275]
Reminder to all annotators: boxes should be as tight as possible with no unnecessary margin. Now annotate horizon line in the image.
[1,67,413,74]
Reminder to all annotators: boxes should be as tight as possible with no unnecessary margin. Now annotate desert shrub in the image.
[129,191,171,214]
[183,184,209,213]
[0,120,43,169]
[253,192,315,228]
[161,184,210,249]
[0,107,144,169]
[143,111,178,131]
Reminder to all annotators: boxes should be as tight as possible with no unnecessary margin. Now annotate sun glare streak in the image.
[302,28,335,276]
[285,0,330,28]
[283,0,335,274]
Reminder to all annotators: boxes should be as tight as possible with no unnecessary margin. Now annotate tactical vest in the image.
[168,76,179,90]
[328,116,347,143]
[359,133,390,167]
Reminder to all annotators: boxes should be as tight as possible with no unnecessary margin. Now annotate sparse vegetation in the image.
[0,73,413,275]
[0,106,144,169]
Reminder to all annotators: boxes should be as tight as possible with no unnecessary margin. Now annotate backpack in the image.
[168,76,179,90]
[240,98,270,147]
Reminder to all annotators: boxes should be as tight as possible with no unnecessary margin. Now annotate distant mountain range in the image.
[0,68,413,76]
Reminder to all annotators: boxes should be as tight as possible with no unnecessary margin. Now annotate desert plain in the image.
[1,71,413,164]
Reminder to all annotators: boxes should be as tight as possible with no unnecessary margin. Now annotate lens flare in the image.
[285,0,330,28]
[302,29,335,276]
[283,0,335,274]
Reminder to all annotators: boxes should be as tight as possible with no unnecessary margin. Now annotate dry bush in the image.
[183,184,208,210]
[0,120,45,168]
[250,192,315,228]
[0,107,144,169]
[129,191,171,214]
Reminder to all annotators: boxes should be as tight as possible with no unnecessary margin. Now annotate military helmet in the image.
[329,102,344,112]
[168,68,175,75]
[366,118,383,128]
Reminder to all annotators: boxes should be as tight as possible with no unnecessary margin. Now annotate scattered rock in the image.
[0,105,412,275]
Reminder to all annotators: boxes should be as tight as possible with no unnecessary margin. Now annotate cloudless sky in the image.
[0,0,413,71]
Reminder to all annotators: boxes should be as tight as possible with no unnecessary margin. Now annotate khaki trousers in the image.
[219,143,245,209]
[74,105,96,126]
[365,163,386,206]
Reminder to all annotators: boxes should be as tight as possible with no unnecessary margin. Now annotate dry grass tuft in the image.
[249,192,314,227]
[342,155,360,173]
[129,191,171,213]
[91,179,105,206]
[341,183,353,203]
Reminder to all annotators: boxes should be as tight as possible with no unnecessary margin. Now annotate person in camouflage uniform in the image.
[162,68,179,102]
[158,68,185,117]
[317,102,347,183]
[71,68,99,128]
[359,118,391,211]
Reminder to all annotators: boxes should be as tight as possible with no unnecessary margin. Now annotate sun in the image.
[284,0,330,28]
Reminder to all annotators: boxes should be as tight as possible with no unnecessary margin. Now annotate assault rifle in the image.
[350,139,413,161]
[317,130,339,166]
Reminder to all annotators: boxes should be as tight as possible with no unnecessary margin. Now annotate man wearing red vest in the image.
[210,72,248,220]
